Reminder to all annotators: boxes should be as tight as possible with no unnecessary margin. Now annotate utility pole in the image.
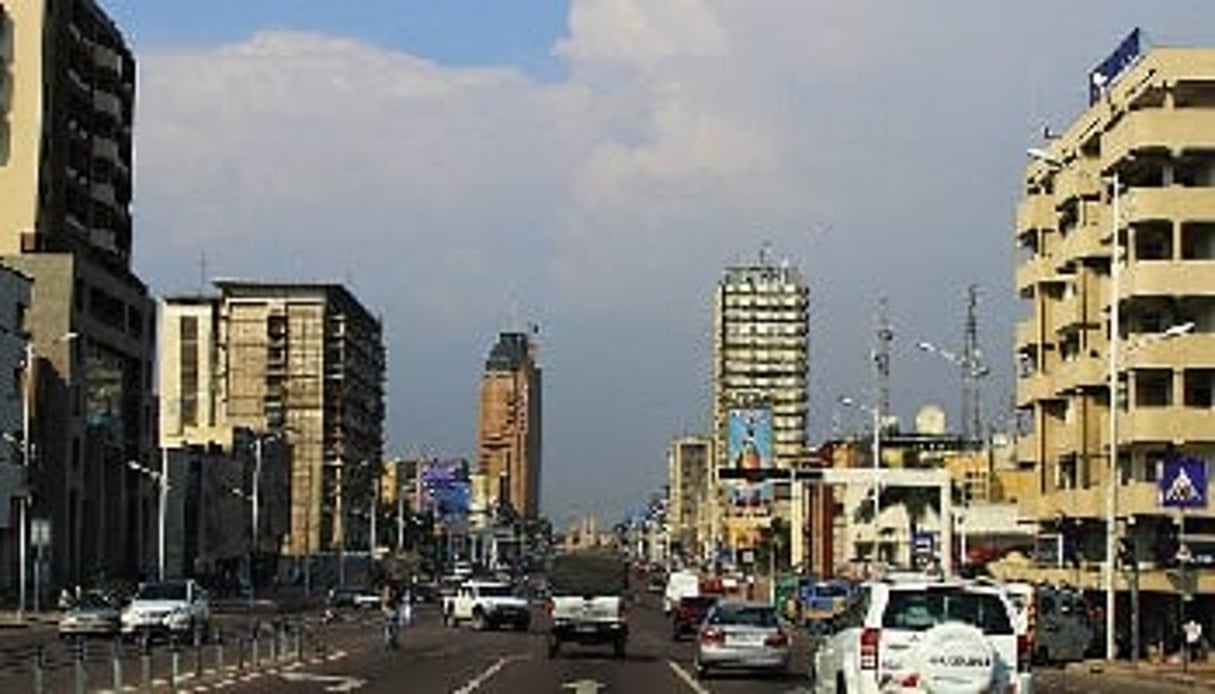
[871,297,893,562]
[961,284,985,442]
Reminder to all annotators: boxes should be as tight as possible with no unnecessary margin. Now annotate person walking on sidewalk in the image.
[1184,619,1204,663]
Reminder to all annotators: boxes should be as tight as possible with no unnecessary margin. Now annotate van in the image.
[663,570,700,614]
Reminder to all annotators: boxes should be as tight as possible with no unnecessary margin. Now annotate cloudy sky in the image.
[102,1,1215,526]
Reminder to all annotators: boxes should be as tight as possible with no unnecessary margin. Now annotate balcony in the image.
[1015,255,1059,292]
[1015,195,1055,235]
[1103,109,1215,169]
[93,44,121,74]
[1016,373,1054,407]
[1015,434,1038,465]
[1124,332,1215,368]
[92,138,119,165]
[90,181,115,206]
[1058,224,1107,263]
[1051,297,1084,334]
[1055,355,1105,393]
[1119,405,1215,445]
[1055,167,1102,203]
[1122,260,1215,297]
[1123,187,1215,225]
[93,91,122,119]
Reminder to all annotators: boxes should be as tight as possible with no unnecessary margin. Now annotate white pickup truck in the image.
[547,551,629,658]
[442,580,531,631]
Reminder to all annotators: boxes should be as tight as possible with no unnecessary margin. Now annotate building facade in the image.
[1,0,155,589]
[712,257,809,561]
[667,435,712,562]
[476,332,542,519]
[1011,48,1215,600]
[211,281,386,571]
[0,267,30,594]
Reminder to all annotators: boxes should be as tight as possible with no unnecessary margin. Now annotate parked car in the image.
[811,576,1032,693]
[671,595,718,640]
[59,591,122,639]
[694,601,791,678]
[327,585,381,610]
[120,579,211,643]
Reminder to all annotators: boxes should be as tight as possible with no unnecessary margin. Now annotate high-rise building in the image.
[667,435,712,560]
[1,0,155,587]
[476,332,542,519]
[210,281,386,562]
[713,256,809,555]
[1011,47,1215,596]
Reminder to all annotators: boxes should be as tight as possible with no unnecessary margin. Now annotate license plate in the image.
[729,634,762,645]
[577,624,599,633]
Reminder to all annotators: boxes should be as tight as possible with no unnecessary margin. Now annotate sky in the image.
[100,1,1215,528]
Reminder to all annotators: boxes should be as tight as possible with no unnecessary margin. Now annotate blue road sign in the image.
[1160,456,1208,509]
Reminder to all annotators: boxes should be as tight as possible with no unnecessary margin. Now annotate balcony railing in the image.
[1103,108,1215,169]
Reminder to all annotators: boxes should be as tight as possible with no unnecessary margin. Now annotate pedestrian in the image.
[1185,619,1204,662]
[398,585,413,629]
[381,582,400,649]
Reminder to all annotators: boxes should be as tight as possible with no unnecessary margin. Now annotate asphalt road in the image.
[1,601,1201,692]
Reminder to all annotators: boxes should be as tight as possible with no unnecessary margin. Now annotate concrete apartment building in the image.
[667,435,712,561]
[476,331,542,519]
[713,256,809,558]
[1,0,156,590]
[1010,46,1215,611]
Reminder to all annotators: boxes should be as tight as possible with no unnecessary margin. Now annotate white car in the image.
[120,579,211,642]
[811,576,1032,694]
[443,580,531,631]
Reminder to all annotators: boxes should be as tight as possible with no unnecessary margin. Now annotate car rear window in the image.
[882,589,1013,634]
[680,596,717,610]
[708,604,779,627]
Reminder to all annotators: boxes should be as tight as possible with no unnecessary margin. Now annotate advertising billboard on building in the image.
[726,407,774,516]
[417,459,471,529]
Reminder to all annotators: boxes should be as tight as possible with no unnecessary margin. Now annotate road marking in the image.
[561,679,605,693]
[667,660,711,694]
[280,670,367,691]
[452,654,527,694]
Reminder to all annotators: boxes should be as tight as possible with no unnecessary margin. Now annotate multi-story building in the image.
[667,435,712,562]
[476,332,542,519]
[1010,47,1215,608]
[1,0,155,588]
[0,267,31,594]
[211,281,386,575]
[712,256,809,561]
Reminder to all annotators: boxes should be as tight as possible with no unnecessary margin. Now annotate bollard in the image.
[141,639,152,694]
[236,635,245,671]
[74,638,87,694]
[194,626,204,678]
[216,628,225,672]
[268,622,278,662]
[170,636,180,690]
[111,637,123,691]
[251,625,261,668]
[32,645,45,694]
[294,624,303,661]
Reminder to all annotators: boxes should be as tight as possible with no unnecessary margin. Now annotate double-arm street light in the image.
[128,458,170,581]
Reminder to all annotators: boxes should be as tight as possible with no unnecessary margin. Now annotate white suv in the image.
[811,577,1032,693]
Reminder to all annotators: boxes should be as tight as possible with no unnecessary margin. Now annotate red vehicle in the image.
[671,595,719,640]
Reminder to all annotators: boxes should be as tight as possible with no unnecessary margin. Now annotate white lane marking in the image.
[667,660,711,694]
[451,654,527,694]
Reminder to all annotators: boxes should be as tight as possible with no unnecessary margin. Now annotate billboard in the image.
[726,407,774,516]
[417,459,471,528]
[1089,28,1143,104]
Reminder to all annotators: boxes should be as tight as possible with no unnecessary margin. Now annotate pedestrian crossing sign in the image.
[1160,456,1208,509]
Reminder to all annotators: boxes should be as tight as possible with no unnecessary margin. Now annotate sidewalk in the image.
[1078,658,1215,689]
[0,610,61,629]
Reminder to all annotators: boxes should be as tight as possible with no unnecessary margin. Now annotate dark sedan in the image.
[671,595,719,640]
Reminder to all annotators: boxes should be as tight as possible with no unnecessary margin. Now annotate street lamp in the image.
[128,459,169,581]
[838,396,882,562]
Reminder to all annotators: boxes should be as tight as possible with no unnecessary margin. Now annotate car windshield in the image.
[708,604,778,627]
[882,589,1014,634]
[549,553,627,596]
[134,583,188,601]
[76,592,114,609]
[478,585,514,597]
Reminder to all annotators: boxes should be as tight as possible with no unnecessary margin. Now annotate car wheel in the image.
[471,609,487,631]
[613,637,626,659]
[694,659,710,680]
[547,636,561,659]
[835,673,847,694]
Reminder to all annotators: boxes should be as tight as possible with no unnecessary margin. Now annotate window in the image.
[882,589,1013,635]
[178,316,199,425]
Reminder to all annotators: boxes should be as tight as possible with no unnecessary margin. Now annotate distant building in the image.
[667,435,712,561]
[1,0,155,588]
[476,331,542,519]
[0,267,31,593]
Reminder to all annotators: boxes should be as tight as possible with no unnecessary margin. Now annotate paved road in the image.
[5,602,1204,692]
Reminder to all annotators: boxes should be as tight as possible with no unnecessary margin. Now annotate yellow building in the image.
[476,332,542,519]
[1010,45,1215,595]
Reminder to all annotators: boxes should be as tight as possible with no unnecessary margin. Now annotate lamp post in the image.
[128,459,169,581]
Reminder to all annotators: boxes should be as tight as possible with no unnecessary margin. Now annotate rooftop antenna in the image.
[961,284,986,441]
[759,240,773,267]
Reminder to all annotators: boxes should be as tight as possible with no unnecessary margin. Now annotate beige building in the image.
[1010,47,1215,594]
[476,332,542,519]
[1,0,156,588]
[667,435,712,560]
[712,256,809,564]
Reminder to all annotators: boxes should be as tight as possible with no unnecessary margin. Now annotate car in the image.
[671,595,718,640]
[59,590,122,639]
[547,551,629,658]
[693,601,791,678]
[811,576,1032,693]
[327,586,381,610]
[1005,582,1093,665]
[663,569,701,614]
[442,580,532,631]
[120,579,211,643]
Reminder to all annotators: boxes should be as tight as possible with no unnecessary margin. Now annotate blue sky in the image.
[102,1,570,79]
[100,1,1215,528]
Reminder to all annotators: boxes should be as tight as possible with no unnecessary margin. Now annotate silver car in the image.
[694,601,791,678]
[59,591,122,639]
